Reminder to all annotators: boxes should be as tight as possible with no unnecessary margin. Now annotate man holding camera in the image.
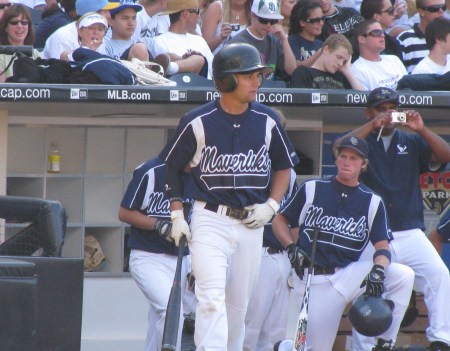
[334,87,450,351]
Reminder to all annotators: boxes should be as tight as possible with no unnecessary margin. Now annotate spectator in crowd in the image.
[412,16,450,73]
[317,0,364,42]
[397,0,446,73]
[290,33,364,89]
[229,0,297,81]
[0,4,40,82]
[0,1,12,19]
[429,208,450,255]
[280,0,297,34]
[60,11,108,60]
[243,109,298,351]
[288,0,324,66]
[131,0,170,47]
[351,19,407,90]
[337,87,450,351]
[358,0,403,60]
[118,157,191,351]
[201,0,251,55]
[151,0,214,78]
[41,0,119,59]
[104,0,154,64]
[34,0,76,48]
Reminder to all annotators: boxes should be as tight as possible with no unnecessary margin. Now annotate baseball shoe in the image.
[428,341,450,351]
[273,339,293,351]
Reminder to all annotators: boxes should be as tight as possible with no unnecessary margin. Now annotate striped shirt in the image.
[397,24,428,73]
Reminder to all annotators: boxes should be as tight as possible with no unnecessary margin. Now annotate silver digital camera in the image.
[391,112,407,123]
[230,23,240,31]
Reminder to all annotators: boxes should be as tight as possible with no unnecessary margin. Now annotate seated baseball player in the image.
[272,135,414,351]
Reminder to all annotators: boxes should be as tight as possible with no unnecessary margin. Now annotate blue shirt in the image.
[120,157,183,255]
[288,35,322,62]
[361,130,445,231]
[160,100,299,208]
[280,177,391,268]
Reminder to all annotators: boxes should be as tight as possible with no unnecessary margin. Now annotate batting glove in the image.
[243,198,279,229]
[153,218,172,242]
[286,243,309,279]
[361,264,385,297]
[170,210,191,247]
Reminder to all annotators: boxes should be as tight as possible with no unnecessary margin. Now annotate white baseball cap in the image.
[78,12,108,29]
[251,0,283,20]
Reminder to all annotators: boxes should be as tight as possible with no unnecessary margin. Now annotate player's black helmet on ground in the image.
[348,295,394,337]
[212,43,273,92]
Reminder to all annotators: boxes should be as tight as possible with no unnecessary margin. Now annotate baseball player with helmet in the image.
[336,87,450,351]
[272,135,414,351]
[118,157,190,351]
[429,207,450,256]
[159,42,299,351]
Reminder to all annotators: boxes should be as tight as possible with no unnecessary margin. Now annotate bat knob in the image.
[273,339,293,351]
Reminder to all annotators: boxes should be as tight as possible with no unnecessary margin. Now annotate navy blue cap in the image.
[337,136,369,159]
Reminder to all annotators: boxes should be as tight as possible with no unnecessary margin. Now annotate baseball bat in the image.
[292,228,319,351]
[162,236,187,351]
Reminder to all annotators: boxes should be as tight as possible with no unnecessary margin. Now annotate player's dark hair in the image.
[425,17,450,50]
[354,19,379,38]
[360,0,385,19]
[289,0,322,35]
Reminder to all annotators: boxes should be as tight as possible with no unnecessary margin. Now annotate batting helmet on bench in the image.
[348,295,394,337]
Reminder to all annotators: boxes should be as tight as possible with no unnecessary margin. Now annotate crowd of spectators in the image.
[0,0,450,88]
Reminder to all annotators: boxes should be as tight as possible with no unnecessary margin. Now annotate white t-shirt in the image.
[411,55,450,75]
[11,0,45,8]
[151,31,214,79]
[351,55,408,90]
[41,22,106,59]
[104,39,134,60]
[132,8,170,43]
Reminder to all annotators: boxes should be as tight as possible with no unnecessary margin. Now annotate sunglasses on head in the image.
[305,16,325,23]
[256,16,278,25]
[362,29,384,37]
[380,6,395,15]
[0,3,11,9]
[187,8,200,14]
[9,19,29,26]
[420,4,446,12]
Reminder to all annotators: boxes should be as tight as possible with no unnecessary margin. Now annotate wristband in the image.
[266,198,280,213]
[373,249,391,263]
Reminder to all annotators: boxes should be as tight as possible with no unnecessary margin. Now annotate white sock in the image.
[166,62,179,76]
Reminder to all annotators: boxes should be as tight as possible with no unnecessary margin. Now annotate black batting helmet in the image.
[212,43,273,92]
[348,295,394,337]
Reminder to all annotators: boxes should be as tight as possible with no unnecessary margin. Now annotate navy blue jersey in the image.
[280,177,392,268]
[160,100,299,208]
[121,157,179,255]
[263,169,298,250]
[361,130,446,231]
[437,207,450,241]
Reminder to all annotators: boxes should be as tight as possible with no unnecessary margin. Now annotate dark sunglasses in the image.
[187,8,200,14]
[420,4,446,12]
[256,16,278,25]
[8,20,29,26]
[380,6,395,15]
[305,16,325,23]
[362,29,384,37]
[0,3,11,9]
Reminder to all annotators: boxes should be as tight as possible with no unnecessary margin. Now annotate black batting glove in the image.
[154,218,172,241]
[286,243,310,279]
[361,264,385,297]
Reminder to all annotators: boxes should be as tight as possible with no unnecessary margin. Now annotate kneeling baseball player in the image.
[272,136,414,351]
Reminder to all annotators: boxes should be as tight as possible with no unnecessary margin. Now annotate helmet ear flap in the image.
[214,74,237,93]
